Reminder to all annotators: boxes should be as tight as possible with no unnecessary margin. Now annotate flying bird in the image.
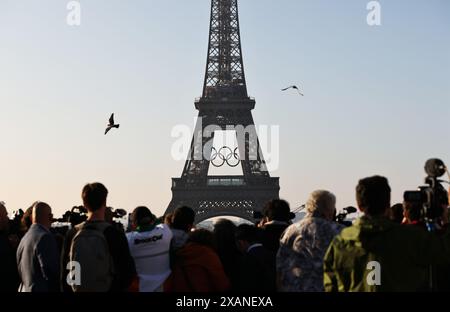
[105,113,120,135]
[281,85,304,96]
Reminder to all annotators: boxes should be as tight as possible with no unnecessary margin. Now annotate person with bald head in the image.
[0,202,20,291]
[16,201,60,292]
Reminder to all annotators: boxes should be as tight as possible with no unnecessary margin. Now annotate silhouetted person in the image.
[213,219,242,291]
[235,224,276,292]
[389,203,404,224]
[402,201,424,227]
[21,205,33,234]
[170,206,195,252]
[164,229,230,292]
[61,183,135,292]
[259,199,292,255]
[436,188,450,291]
[324,176,450,291]
[127,206,172,292]
[0,203,20,292]
[16,202,60,292]
[277,190,343,292]
[405,188,450,291]
[164,213,173,227]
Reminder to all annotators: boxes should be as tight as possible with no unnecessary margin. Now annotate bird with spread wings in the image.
[105,113,120,135]
[281,85,304,96]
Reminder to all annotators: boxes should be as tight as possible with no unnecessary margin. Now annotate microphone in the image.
[343,206,357,214]
[424,158,446,178]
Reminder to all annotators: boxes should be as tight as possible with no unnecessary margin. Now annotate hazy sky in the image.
[0,0,449,218]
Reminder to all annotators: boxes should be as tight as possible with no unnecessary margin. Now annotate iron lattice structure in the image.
[166,0,280,224]
[203,0,247,99]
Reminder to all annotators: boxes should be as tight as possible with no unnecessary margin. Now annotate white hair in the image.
[306,190,336,217]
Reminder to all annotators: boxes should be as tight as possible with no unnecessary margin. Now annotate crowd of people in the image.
[0,176,449,292]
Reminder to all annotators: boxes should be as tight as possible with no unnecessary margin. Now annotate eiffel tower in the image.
[166,0,280,223]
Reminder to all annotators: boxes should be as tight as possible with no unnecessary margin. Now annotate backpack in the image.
[68,221,114,292]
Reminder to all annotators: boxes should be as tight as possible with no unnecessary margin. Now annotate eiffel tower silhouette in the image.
[166,0,280,223]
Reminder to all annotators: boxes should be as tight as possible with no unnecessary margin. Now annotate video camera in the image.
[54,206,88,227]
[110,208,127,219]
[335,206,357,227]
[7,208,26,238]
[404,158,449,227]
[106,207,128,233]
[53,206,129,234]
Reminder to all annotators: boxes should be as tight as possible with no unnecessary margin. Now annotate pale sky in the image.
[0,0,449,218]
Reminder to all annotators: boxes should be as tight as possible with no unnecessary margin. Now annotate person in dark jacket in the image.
[0,202,20,292]
[16,202,60,292]
[169,206,195,252]
[213,219,242,291]
[389,203,404,224]
[235,224,276,292]
[61,183,135,292]
[259,199,292,255]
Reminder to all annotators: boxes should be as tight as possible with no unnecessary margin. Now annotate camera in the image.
[403,158,449,225]
[7,209,26,238]
[111,208,127,219]
[54,206,88,227]
[335,206,357,227]
[106,207,128,232]
[53,206,129,234]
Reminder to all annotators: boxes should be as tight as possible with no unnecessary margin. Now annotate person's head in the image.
[305,190,336,221]
[164,213,173,226]
[21,206,33,232]
[131,206,155,229]
[262,199,291,222]
[213,219,237,247]
[187,229,217,250]
[172,206,195,232]
[32,201,53,229]
[403,201,422,224]
[389,203,405,224]
[0,202,8,232]
[356,176,391,217]
[235,224,262,253]
[82,183,108,218]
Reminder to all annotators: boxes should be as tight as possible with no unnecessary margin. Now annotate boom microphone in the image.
[425,158,446,178]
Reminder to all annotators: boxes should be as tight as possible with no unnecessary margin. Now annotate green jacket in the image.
[323,216,450,292]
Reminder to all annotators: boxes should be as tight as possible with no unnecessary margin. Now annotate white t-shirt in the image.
[126,224,173,292]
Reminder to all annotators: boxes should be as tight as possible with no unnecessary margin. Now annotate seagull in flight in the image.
[281,85,304,96]
[105,113,120,135]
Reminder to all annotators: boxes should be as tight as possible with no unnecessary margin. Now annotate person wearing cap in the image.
[126,206,173,292]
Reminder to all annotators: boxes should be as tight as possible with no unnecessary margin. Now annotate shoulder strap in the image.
[75,221,111,233]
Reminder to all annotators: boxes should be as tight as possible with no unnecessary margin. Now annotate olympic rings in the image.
[210,146,240,168]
